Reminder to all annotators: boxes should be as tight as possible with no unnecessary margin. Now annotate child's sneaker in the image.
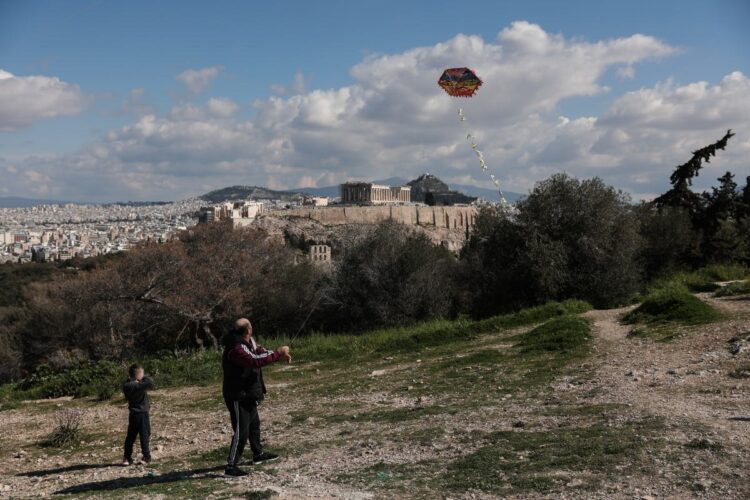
[121,459,132,466]
[224,466,248,477]
[137,458,151,465]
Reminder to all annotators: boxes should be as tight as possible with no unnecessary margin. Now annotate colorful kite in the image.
[438,67,507,206]
[438,67,483,97]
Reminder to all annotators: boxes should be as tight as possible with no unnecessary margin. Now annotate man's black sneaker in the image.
[253,452,279,464]
[224,466,248,477]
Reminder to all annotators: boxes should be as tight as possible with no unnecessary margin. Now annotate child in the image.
[122,364,153,465]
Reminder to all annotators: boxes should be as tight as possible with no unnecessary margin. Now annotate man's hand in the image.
[276,345,292,363]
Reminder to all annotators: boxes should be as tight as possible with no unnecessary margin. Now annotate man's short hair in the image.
[128,364,143,378]
[234,318,251,334]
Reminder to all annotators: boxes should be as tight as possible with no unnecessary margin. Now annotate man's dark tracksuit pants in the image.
[225,398,262,466]
[124,411,151,461]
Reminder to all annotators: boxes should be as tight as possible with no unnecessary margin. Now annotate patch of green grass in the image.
[513,316,591,356]
[698,263,750,282]
[624,288,722,326]
[280,299,591,362]
[444,417,664,495]
[540,403,626,417]
[685,438,723,452]
[244,490,278,500]
[627,324,690,343]
[356,405,458,423]
[647,264,750,295]
[475,300,592,331]
[336,458,441,492]
[714,280,750,297]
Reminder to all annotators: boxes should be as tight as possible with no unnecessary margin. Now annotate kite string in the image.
[457,107,508,206]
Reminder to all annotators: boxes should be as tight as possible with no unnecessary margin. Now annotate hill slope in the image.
[1,293,748,498]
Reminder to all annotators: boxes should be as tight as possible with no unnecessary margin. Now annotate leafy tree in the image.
[636,204,702,279]
[462,174,642,313]
[326,222,458,331]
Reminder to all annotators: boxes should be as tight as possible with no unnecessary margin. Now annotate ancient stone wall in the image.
[277,205,477,230]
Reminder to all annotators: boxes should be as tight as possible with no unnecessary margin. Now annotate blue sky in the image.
[1,0,748,201]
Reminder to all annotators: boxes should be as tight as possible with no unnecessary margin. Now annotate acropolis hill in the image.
[257,205,477,253]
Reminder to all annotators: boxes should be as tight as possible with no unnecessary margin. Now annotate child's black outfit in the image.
[122,376,153,463]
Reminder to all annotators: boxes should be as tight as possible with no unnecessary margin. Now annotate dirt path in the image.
[582,297,750,498]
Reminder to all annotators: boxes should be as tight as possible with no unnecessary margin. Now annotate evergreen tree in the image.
[654,130,735,215]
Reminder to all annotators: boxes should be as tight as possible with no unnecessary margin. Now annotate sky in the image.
[0,0,748,202]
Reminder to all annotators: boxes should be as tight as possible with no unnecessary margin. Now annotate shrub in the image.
[43,408,84,447]
[20,360,121,399]
[624,288,721,325]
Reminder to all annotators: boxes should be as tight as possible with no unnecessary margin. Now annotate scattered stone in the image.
[567,478,584,487]
[694,479,712,492]
[512,421,525,428]
[369,370,386,377]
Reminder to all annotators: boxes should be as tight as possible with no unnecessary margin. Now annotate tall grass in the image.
[280,299,592,362]
[648,264,750,294]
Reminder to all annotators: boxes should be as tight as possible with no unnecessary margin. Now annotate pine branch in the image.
[669,129,735,186]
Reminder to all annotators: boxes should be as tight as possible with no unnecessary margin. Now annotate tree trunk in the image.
[202,322,218,349]
[193,323,205,351]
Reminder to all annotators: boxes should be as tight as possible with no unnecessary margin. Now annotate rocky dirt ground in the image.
[0,292,748,499]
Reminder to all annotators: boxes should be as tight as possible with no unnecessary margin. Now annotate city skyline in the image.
[1,0,749,203]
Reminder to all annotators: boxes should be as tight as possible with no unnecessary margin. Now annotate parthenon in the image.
[340,182,411,204]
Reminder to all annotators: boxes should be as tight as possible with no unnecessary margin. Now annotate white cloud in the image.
[175,66,221,94]
[271,71,308,96]
[122,87,154,116]
[206,97,239,117]
[599,71,750,130]
[0,69,88,131]
[6,22,749,203]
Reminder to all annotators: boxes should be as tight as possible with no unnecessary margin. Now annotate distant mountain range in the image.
[0,197,175,208]
[200,177,524,203]
[0,196,73,208]
[202,177,522,204]
[1,177,522,209]
[200,186,306,204]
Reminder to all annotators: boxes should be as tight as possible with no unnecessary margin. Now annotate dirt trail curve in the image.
[583,296,750,451]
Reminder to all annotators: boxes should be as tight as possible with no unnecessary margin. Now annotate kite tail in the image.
[457,107,508,207]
